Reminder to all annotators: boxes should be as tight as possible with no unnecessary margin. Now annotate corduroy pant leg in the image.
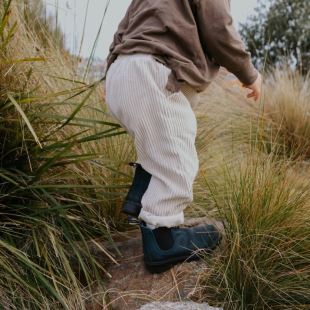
[105,54,199,228]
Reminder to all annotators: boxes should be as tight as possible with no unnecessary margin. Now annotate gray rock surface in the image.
[139,301,223,310]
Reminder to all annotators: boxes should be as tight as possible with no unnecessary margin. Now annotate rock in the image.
[139,302,223,310]
[102,229,205,309]
[93,217,224,310]
[83,217,224,309]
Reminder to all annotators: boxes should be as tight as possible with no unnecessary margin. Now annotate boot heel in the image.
[122,200,142,217]
[122,162,152,217]
[145,263,173,274]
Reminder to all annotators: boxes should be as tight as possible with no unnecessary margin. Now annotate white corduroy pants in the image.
[105,54,200,228]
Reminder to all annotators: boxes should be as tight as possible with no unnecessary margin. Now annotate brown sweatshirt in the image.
[106,0,258,93]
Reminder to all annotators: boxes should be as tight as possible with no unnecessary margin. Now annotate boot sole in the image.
[145,252,200,274]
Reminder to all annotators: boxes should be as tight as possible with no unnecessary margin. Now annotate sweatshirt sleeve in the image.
[196,0,258,85]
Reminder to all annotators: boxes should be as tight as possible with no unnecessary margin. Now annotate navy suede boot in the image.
[122,162,152,222]
[139,221,221,273]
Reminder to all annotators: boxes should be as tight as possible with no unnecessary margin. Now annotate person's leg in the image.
[106,53,199,228]
[106,54,220,273]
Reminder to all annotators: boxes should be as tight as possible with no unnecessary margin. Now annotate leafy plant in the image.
[0,1,134,308]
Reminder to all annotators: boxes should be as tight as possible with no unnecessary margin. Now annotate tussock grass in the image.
[196,154,310,309]
[262,70,310,159]
[193,70,310,308]
[195,70,310,161]
[0,1,135,308]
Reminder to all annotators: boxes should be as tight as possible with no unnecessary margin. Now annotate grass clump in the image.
[193,70,310,309]
[261,70,310,159]
[197,154,310,309]
[196,70,310,162]
[0,1,135,308]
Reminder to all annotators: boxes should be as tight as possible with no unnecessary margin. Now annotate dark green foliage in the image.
[240,0,310,74]
[0,1,130,307]
[0,85,124,308]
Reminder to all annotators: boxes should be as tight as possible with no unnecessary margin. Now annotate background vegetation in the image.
[240,0,310,74]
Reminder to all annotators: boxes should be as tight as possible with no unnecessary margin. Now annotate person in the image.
[104,0,262,273]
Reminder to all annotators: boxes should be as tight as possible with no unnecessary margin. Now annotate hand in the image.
[243,72,262,101]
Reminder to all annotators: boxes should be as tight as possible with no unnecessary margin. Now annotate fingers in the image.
[242,72,262,101]
[247,90,259,101]
[247,91,255,98]
[242,83,251,90]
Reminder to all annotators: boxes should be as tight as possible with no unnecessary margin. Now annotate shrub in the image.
[0,1,134,307]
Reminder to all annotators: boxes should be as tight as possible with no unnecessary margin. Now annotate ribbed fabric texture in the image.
[105,54,199,228]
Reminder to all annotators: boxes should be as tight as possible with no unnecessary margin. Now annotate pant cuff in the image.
[138,209,184,228]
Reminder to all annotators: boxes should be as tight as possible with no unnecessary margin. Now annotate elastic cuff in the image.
[138,209,184,228]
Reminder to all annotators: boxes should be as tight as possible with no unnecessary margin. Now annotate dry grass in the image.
[0,1,136,308]
[195,155,310,309]
[1,0,309,308]
[192,70,310,309]
[1,1,136,225]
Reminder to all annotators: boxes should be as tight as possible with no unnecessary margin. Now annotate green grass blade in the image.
[7,94,42,148]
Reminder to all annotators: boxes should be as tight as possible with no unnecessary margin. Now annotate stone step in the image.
[139,301,223,310]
